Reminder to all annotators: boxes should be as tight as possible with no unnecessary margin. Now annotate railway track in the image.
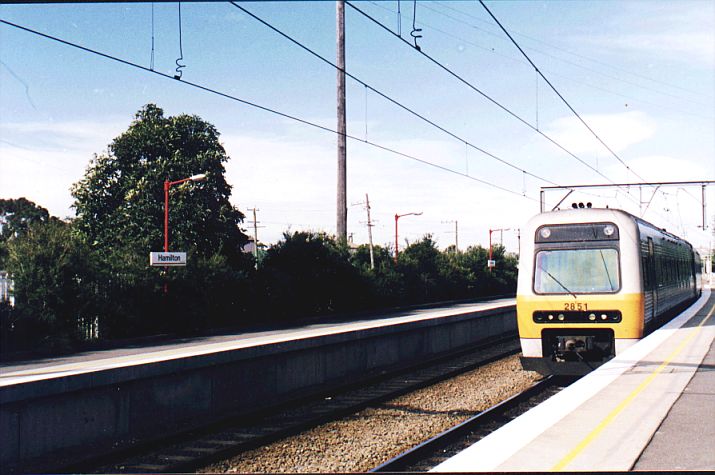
[370,375,574,472]
[78,336,521,473]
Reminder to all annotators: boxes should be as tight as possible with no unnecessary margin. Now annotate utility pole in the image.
[365,193,375,270]
[442,220,459,251]
[517,228,521,256]
[455,221,458,251]
[247,207,264,267]
[336,0,347,242]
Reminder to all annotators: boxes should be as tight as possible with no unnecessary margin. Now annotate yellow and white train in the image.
[517,207,702,374]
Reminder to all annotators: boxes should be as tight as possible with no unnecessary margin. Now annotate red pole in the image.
[163,180,169,295]
[394,214,399,264]
[164,180,170,252]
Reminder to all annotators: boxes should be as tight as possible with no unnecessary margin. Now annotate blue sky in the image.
[1,1,714,254]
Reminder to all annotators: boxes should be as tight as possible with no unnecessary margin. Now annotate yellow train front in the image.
[518,207,701,375]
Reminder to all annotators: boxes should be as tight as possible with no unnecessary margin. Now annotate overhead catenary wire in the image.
[434,1,713,101]
[350,2,663,213]
[229,2,557,186]
[0,17,537,202]
[149,2,155,70]
[478,0,647,183]
[345,1,622,187]
[360,1,694,231]
[356,1,680,227]
[366,1,714,121]
[410,0,422,50]
[174,1,186,79]
[477,1,691,231]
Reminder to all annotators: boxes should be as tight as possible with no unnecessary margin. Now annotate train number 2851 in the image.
[564,302,588,311]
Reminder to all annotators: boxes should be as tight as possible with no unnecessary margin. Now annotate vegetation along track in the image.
[80,336,522,473]
[371,375,574,472]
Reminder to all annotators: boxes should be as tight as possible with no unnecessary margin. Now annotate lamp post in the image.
[162,173,207,294]
[164,173,207,253]
[394,212,422,263]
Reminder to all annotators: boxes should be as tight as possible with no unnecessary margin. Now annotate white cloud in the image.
[591,32,715,68]
[221,130,537,250]
[1,119,127,152]
[0,119,128,219]
[578,2,715,68]
[0,146,84,220]
[544,111,656,157]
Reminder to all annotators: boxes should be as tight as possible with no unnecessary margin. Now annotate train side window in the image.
[644,238,655,291]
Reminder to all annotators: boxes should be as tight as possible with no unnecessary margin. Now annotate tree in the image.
[0,198,60,267]
[258,231,369,320]
[71,104,249,264]
[4,220,98,351]
[69,104,253,336]
[350,243,404,306]
[397,235,448,302]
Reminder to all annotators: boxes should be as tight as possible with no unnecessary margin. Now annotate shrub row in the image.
[0,227,517,356]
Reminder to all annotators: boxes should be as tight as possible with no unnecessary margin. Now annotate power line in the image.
[424,2,713,106]
[366,1,714,121]
[433,1,713,101]
[244,2,665,215]
[345,1,622,187]
[229,2,556,186]
[478,0,647,183]
[348,6,680,230]
[235,2,644,210]
[0,17,536,202]
[400,1,704,230]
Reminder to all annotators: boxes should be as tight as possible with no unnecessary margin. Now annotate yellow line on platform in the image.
[551,302,715,472]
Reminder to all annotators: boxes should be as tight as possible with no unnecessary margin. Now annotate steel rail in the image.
[370,376,557,472]
[78,337,521,473]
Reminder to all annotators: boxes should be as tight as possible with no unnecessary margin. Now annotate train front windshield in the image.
[534,248,620,294]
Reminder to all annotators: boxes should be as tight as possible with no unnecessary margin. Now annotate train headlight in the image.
[558,314,565,321]
[603,225,615,236]
[540,227,551,239]
[548,314,554,320]
[588,313,596,321]
[601,314,608,320]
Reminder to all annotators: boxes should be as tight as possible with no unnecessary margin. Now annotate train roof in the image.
[526,207,637,229]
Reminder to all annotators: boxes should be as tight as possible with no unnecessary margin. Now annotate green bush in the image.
[4,221,99,352]
[257,231,372,320]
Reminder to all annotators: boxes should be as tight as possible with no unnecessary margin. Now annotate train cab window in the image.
[534,248,620,294]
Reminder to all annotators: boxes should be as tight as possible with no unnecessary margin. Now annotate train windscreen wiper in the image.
[538,264,578,299]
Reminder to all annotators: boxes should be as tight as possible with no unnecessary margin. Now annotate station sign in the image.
[150,252,187,267]
[487,259,496,268]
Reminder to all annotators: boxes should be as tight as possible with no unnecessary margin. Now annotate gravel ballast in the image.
[202,354,540,473]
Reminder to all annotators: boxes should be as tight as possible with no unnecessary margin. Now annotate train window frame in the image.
[534,222,620,243]
[532,246,622,295]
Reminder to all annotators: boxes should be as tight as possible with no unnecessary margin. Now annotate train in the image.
[517,207,702,375]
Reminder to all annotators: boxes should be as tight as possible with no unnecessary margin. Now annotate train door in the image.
[644,238,656,326]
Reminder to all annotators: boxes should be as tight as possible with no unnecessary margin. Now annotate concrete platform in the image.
[1,298,514,386]
[0,298,516,474]
[633,335,715,471]
[433,289,714,472]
